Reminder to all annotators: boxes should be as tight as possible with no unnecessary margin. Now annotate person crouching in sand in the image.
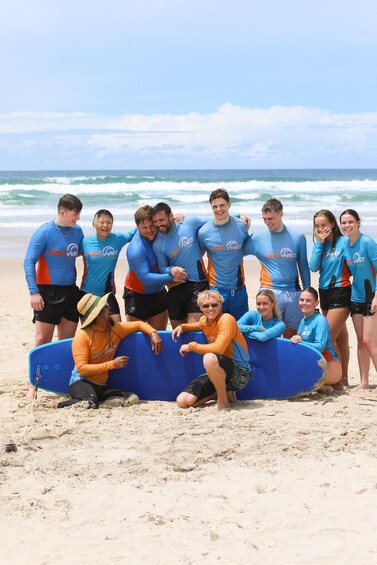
[172,290,252,409]
[291,287,342,394]
[57,292,162,408]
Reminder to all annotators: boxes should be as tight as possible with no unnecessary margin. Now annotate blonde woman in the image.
[237,289,285,341]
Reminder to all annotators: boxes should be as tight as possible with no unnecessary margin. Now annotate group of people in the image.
[24,190,377,409]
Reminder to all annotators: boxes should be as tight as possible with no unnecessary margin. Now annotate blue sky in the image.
[1,0,376,169]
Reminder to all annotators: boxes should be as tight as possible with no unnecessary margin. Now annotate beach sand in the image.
[1,258,377,564]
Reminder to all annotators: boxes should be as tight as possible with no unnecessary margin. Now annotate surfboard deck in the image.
[28,331,326,400]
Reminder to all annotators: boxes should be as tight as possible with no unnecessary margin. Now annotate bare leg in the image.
[352,314,370,388]
[187,312,202,324]
[283,327,297,339]
[203,353,229,409]
[127,311,169,330]
[56,318,78,340]
[28,321,56,398]
[325,307,350,386]
[34,321,55,346]
[170,318,187,329]
[363,314,377,372]
[227,390,237,403]
[170,312,202,329]
[147,310,169,330]
[176,391,217,408]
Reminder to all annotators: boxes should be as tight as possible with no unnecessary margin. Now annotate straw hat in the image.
[78,292,111,328]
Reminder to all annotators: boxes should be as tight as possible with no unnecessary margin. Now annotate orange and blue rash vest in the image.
[80,229,136,296]
[243,226,310,291]
[198,216,249,289]
[153,217,207,284]
[181,312,251,369]
[70,320,157,386]
[343,233,377,302]
[24,220,84,295]
[297,312,337,363]
[125,230,174,294]
[309,235,351,290]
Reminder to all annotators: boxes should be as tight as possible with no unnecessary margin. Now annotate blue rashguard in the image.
[198,216,249,289]
[297,312,337,360]
[125,231,174,294]
[243,226,310,290]
[80,230,136,295]
[343,234,377,303]
[153,217,207,283]
[309,236,351,289]
[237,310,285,341]
[24,220,84,295]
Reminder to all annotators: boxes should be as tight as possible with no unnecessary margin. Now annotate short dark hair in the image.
[92,209,113,226]
[301,286,319,301]
[151,202,172,216]
[209,188,230,204]
[58,194,83,213]
[340,209,361,223]
[134,205,153,225]
[262,198,283,214]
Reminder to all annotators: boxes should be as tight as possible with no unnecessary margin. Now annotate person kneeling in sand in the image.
[57,293,162,408]
[172,290,252,410]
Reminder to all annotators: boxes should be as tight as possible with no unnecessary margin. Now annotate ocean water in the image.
[1,169,377,257]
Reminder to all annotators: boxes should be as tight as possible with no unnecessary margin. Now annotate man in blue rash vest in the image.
[197,188,250,320]
[151,202,209,329]
[243,198,310,338]
[24,193,84,397]
[124,205,186,329]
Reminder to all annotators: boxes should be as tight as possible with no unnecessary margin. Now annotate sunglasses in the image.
[201,302,220,309]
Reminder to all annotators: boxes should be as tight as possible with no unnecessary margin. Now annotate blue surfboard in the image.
[28,331,326,400]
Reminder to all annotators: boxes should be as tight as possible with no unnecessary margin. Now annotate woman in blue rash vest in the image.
[340,209,377,389]
[309,210,351,386]
[237,289,285,341]
[291,287,342,393]
[80,210,136,323]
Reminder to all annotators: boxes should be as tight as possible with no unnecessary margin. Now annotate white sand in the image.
[1,258,377,564]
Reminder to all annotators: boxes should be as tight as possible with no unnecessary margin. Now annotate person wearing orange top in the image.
[57,292,162,408]
[172,290,252,410]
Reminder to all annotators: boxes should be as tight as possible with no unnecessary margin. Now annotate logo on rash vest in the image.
[66,243,79,257]
[352,252,365,265]
[325,249,340,259]
[102,246,118,257]
[226,240,242,250]
[280,247,296,259]
[179,236,194,247]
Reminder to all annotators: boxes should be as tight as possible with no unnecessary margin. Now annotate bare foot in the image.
[26,385,37,399]
[316,385,334,395]
[332,382,344,391]
[216,400,230,410]
[353,384,370,390]
[227,391,237,403]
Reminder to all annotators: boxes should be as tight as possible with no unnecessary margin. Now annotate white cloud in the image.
[1,104,377,168]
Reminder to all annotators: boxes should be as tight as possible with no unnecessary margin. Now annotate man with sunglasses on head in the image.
[172,290,252,410]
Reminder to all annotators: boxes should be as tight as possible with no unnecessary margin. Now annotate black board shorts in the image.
[319,287,351,311]
[123,288,168,320]
[33,284,80,325]
[182,355,252,401]
[167,280,208,321]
